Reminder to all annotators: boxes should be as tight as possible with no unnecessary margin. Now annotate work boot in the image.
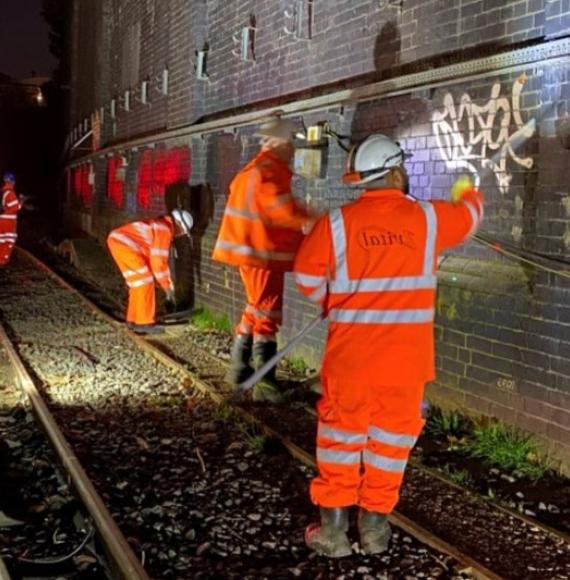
[226,335,254,386]
[251,339,284,403]
[358,508,391,555]
[305,507,352,558]
[127,323,165,335]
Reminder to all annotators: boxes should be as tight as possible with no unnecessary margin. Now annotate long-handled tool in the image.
[238,314,324,391]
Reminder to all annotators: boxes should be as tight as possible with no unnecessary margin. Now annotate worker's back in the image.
[294,187,483,387]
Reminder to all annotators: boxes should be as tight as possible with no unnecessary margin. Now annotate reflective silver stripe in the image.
[246,305,282,319]
[123,267,150,278]
[295,272,326,287]
[133,222,152,243]
[6,200,19,207]
[363,450,407,473]
[330,209,349,280]
[330,275,436,293]
[150,248,169,257]
[215,240,295,261]
[0,214,17,220]
[224,206,259,219]
[368,426,417,448]
[463,200,481,239]
[127,276,154,288]
[317,448,361,465]
[109,232,142,252]
[319,424,367,445]
[153,223,171,233]
[329,308,434,324]
[0,233,17,238]
[419,201,437,275]
[308,283,327,303]
[154,271,171,280]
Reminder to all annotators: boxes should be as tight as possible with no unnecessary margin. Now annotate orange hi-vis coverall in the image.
[107,216,175,326]
[0,184,21,266]
[212,150,312,340]
[294,187,484,514]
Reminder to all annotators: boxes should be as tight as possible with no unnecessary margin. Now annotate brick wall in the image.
[66,0,570,469]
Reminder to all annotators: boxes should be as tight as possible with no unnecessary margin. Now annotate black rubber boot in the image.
[305,507,352,558]
[252,340,278,384]
[358,508,391,555]
[226,335,254,386]
[127,323,165,335]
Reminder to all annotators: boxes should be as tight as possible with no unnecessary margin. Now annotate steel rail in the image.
[67,37,570,168]
[0,309,149,580]
[18,249,505,580]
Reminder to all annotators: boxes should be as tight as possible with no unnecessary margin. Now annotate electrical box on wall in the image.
[294,124,329,179]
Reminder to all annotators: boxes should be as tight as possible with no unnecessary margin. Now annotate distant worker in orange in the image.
[294,134,484,558]
[213,115,317,397]
[0,172,22,267]
[107,209,193,334]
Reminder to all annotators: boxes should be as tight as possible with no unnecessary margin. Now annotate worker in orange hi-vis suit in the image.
[107,209,193,335]
[0,173,22,267]
[294,135,484,558]
[212,115,318,399]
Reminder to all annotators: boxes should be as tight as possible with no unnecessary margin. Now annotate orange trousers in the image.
[311,376,425,514]
[237,266,284,339]
[107,238,156,325]
[0,219,17,266]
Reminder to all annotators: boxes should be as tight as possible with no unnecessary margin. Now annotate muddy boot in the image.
[226,335,254,386]
[251,339,284,403]
[305,507,352,558]
[358,508,391,555]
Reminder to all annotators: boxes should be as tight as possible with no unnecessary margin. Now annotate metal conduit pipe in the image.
[67,37,570,168]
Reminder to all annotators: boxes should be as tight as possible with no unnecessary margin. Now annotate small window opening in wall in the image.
[124,90,131,112]
[195,43,209,80]
[141,80,149,104]
[233,15,256,61]
[162,68,169,95]
[100,106,105,123]
[110,98,117,119]
[83,117,89,132]
[284,0,314,40]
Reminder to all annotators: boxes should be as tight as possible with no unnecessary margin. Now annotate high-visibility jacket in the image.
[107,216,175,291]
[0,184,21,248]
[294,188,484,386]
[212,150,311,272]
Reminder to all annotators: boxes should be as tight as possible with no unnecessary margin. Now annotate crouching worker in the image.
[294,134,484,558]
[213,115,316,398]
[107,209,193,334]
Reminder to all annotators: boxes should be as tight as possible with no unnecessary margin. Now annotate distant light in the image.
[36,89,44,105]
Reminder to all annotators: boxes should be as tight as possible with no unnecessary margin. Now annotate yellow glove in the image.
[451,175,474,203]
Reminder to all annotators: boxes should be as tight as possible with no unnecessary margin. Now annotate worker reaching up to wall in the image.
[213,114,318,401]
[0,172,22,267]
[107,209,193,334]
[294,134,484,558]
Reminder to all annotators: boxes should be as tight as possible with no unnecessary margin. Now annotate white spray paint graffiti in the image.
[431,74,536,194]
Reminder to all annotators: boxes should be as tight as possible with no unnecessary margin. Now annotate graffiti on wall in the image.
[432,74,536,194]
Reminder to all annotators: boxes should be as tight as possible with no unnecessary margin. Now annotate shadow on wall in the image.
[350,22,431,200]
[165,181,215,309]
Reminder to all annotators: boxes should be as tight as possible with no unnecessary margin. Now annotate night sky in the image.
[0,0,56,79]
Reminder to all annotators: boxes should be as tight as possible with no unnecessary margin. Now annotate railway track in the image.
[0,247,568,579]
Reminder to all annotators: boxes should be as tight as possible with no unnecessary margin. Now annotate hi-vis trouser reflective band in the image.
[295,202,438,322]
[316,423,417,473]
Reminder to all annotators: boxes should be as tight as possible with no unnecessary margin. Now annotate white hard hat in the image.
[171,208,193,236]
[342,134,407,186]
[255,116,295,142]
